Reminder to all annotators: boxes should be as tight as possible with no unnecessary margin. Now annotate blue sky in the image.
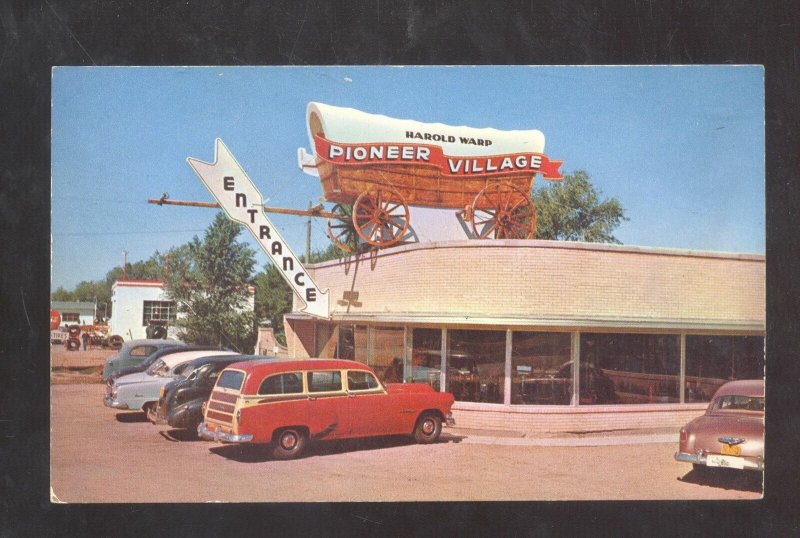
[51,66,764,291]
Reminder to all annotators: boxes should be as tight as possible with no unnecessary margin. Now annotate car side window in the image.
[130,345,157,357]
[307,371,342,393]
[347,371,380,391]
[259,373,304,395]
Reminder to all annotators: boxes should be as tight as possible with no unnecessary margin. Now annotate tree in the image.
[254,242,347,346]
[532,170,627,243]
[165,213,257,353]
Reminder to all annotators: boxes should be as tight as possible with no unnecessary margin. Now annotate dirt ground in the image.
[50,346,115,384]
[50,384,763,503]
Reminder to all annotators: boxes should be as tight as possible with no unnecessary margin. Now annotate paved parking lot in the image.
[50,384,763,503]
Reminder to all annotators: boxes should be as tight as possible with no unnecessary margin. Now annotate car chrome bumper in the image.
[197,422,253,443]
[674,451,763,471]
[146,405,166,425]
[103,395,129,410]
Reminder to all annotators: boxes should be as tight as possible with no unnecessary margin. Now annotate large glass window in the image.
[369,326,404,383]
[685,335,764,403]
[142,300,176,325]
[411,328,443,388]
[62,312,80,322]
[337,325,368,362]
[580,333,680,404]
[446,329,505,403]
[511,332,572,405]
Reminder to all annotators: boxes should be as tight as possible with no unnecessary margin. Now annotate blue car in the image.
[101,339,185,380]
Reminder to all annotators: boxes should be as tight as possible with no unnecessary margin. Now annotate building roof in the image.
[51,301,95,312]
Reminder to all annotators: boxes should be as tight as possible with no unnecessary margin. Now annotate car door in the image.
[342,369,404,437]
[305,370,347,439]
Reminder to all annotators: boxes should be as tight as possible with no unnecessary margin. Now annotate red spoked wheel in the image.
[471,183,536,239]
[352,188,410,248]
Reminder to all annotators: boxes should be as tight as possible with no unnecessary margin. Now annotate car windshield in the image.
[146,359,165,375]
[710,394,764,413]
[171,362,195,378]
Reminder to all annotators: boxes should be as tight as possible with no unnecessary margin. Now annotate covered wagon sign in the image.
[298,102,563,250]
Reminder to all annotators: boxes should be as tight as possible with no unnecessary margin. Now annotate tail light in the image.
[679,429,687,442]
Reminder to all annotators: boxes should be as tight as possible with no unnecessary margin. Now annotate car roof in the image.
[159,349,239,368]
[229,358,371,393]
[712,379,764,398]
[187,354,256,367]
[122,338,184,349]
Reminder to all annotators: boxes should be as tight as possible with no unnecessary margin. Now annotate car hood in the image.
[114,371,156,387]
[686,413,764,456]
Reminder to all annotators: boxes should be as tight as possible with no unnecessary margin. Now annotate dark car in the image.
[105,345,223,386]
[150,354,278,432]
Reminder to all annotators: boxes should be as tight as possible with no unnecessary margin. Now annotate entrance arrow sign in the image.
[187,139,330,319]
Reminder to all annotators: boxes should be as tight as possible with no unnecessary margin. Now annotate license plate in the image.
[721,444,741,456]
[706,454,745,469]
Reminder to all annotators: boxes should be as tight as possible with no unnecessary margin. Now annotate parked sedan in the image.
[101,339,185,380]
[674,379,764,472]
[104,349,238,414]
[198,359,455,459]
[105,345,222,384]
[148,354,277,431]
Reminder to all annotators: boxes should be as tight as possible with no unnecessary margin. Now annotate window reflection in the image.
[685,336,764,402]
[580,333,679,404]
[446,330,505,403]
[511,332,572,405]
[411,328,442,389]
[369,326,404,383]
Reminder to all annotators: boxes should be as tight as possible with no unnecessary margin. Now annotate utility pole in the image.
[122,250,128,279]
[306,201,312,263]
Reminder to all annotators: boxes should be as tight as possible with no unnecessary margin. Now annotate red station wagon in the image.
[198,359,456,459]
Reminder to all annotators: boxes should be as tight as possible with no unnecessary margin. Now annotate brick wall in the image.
[451,403,709,434]
[302,240,764,330]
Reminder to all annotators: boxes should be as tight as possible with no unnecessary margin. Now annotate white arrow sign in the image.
[187,139,330,319]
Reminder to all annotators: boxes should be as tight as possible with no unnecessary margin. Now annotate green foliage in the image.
[254,242,347,346]
[165,213,257,353]
[532,170,627,243]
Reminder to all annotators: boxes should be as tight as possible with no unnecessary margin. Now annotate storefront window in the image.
[410,328,442,389]
[511,332,572,405]
[446,329,505,403]
[579,333,680,404]
[684,335,764,403]
[369,326,404,383]
[337,325,367,362]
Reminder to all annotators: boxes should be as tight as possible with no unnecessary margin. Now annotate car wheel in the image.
[272,428,307,460]
[413,412,442,444]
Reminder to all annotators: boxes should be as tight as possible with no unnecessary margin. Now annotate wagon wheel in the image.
[471,183,536,239]
[326,203,359,253]
[352,188,410,248]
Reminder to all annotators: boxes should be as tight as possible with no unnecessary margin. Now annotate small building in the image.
[108,279,256,343]
[283,240,765,435]
[51,300,96,327]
